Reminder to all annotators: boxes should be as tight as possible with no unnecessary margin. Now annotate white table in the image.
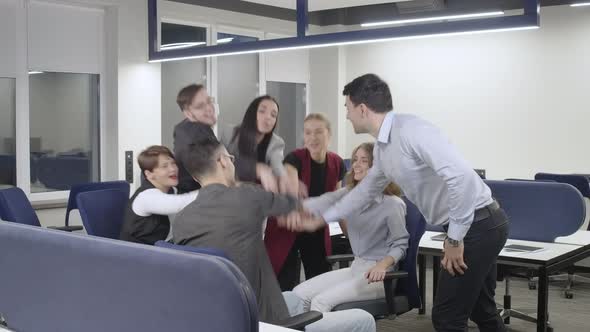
[259,322,298,331]
[555,230,590,246]
[418,231,590,332]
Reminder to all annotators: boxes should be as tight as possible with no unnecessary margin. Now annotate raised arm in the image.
[132,189,198,217]
[302,188,349,216]
[321,162,389,223]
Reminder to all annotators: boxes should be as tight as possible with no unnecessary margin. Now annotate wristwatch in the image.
[445,236,462,247]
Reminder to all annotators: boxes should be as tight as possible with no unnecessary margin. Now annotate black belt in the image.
[473,200,500,222]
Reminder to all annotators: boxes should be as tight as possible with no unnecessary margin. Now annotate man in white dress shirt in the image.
[284,74,509,332]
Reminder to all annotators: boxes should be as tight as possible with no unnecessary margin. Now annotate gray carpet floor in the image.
[376,266,590,332]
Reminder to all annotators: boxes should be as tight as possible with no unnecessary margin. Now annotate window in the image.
[0,78,16,189]
[28,72,100,192]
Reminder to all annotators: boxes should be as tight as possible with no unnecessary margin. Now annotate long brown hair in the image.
[345,142,402,197]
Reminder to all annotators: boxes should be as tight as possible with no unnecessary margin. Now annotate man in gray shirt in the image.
[284,74,509,332]
[172,136,376,332]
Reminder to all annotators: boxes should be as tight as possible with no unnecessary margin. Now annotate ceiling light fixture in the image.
[150,26,538,63]
[160,42,206,50]
[361,11,506,27]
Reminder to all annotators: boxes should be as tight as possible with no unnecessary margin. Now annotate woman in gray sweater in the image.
[294,142,409,312]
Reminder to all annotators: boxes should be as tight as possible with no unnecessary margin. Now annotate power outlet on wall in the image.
[125,151,134,183]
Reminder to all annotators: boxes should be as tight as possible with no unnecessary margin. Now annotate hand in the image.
[441,239,468,276]
[278,175,299,197]
[277,210,324,232]
[297,181,308,199]
[365,263,388,283]
[257,164,278,193]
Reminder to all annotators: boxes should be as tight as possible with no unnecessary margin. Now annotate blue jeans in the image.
[282,291,376,332]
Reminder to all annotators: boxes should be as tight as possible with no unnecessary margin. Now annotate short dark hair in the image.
[342,74,393,113]
[182,136,223,180]
[176,84,205,112]
[137,145,175,173]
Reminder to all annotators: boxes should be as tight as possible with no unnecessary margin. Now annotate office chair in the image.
[65,180,130,227]
[0,187,82,231]
[76,189,129,239]
[328,197,426,319]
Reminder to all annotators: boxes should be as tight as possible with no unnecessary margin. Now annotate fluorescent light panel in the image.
[362,11,505,27]
[150,26,538,63]
[570,2,590,7]
[216,37,234,44]
[160,42,206,50]
[28,71,44,74]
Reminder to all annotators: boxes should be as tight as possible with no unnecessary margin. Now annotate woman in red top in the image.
[265,113,347,291]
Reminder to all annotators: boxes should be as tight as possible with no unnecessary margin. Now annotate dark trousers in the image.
[432,207,509,332]
[277,228,332,291]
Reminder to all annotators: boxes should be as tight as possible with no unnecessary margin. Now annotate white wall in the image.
[309,47,350,155]
[116,0,161,189]
[341,5,590,179]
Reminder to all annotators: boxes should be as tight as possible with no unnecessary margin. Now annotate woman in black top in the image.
[265,113,347,291]
[120,146,198,245]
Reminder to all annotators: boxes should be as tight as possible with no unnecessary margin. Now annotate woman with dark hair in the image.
[291,142,409,313]
[265,113,347,291]
[219,95,290,193]
[120,145,199,245]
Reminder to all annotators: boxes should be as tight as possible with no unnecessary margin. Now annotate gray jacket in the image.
[218,124,287,181]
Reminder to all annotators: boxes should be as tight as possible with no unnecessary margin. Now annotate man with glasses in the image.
[173,84,217,193]
[173,136,376,332]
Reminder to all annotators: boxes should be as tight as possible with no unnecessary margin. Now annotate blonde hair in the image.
[304,113,331,134]
[345,142,402,197]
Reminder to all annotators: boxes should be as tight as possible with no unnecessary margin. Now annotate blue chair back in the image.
[65,181,129,226]
[0,221,258,332]
[535,173,590,198]
[0,187,41,227]
[76,189,128,239]
[155,241,230,260]
[485,180,585,242]
[154,240,258,332]
[397,197,427,310]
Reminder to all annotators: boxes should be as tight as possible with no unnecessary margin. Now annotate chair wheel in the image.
[528,282,537,290]
[565,291,573,299]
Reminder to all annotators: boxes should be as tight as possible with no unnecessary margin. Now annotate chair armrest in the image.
[326,254,355,268]
[48,225,83,232]
[384,270,408,280]
[278,311,323,331]
[383,270,408,317]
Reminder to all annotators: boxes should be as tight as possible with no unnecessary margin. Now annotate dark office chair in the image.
[65,180,130,227]
[328,198,426,319]
[156,241,323,331]
[77,189,129,239]
[0,187,81,231]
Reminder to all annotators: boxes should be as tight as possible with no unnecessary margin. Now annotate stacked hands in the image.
[257,164,391,283]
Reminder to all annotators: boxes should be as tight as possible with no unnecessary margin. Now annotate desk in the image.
[260,322,298,331]
[418,231,590,332]
[555,230,590,246]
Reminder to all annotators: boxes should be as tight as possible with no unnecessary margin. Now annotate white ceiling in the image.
[240,0,413,12]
